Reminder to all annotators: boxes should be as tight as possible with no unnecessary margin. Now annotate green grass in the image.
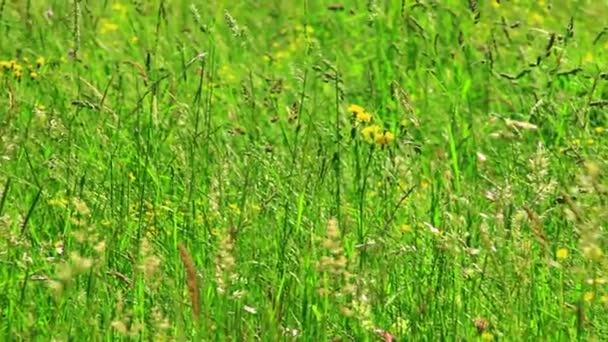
[1,0,607,340]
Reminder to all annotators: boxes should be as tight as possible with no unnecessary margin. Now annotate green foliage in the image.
[0,0,607,340]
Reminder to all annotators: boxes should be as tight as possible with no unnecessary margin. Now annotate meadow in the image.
[0,0,607,340]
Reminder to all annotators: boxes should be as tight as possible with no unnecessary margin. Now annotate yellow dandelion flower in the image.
[481,332,494,341]
[376,131,395,146]
[361,124,382,143]
[13,69,22,80]
[30,71,39,79]
[356,111,372,123]
[11,62,22,72]
[0,60,9,69]
[584,292,594,302]
[556,248,569,260]
[594,127,605,134]
[348,104,365,115]
[36,56,45,68]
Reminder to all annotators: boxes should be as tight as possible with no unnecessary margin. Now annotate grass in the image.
[0,0,607,340]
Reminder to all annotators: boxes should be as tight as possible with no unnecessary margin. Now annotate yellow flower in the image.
[376,131,395,146]
[584,292,594,302]
[11,62,22,72]
[481,332,494,341]
[0,60,10,70]
[361,124,382,143]
[356,111,372,123]
[556,247,569,260]
[348,104,365,115]
[594,127,605,134]
[30,71,39,79]
[13,68,22,79]
[36,56,45,68]
[350,107,372,122]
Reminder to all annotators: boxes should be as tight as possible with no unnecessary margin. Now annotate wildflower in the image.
[556,248,569,260]
[361,125,395,146]
[594,127,605,134]
[30,71,39,79]
[356,111,372,123]
[13,68,22,80]
[36,56,45,68]
[376,130,394,146]
[348,104,365,116]
[481,332,494,341]
[0,60,11,70]
[401,224,412,233]
[348,104,372,123]
[361,124,382,143]
[584,292,594,302]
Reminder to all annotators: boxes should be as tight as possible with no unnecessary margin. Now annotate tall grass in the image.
[0,1,607,340]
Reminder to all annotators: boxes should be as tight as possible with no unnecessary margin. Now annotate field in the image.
[1,0,607,340]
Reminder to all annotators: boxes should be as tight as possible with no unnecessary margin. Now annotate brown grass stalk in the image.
[178,243,200,320]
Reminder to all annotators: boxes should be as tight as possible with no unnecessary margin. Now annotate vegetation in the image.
[1,0,607,340]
